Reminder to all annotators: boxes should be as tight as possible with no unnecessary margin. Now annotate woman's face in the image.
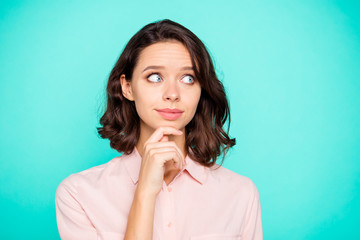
[120,40,202,135]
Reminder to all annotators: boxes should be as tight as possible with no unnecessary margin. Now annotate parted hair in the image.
[97,19,235,167]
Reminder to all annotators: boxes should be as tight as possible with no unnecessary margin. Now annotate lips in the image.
[156,108,183,120]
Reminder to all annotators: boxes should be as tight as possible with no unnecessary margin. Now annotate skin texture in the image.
[121,40,202,239]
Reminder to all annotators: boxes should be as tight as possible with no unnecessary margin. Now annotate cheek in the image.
[132,86,157,114]
[185,89,202,115]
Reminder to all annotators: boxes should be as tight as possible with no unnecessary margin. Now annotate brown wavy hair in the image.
[97,19,235,168]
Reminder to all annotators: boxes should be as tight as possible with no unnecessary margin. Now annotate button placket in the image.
[167,184,177,237]
[162,171,184,238]
[159,185,171,239]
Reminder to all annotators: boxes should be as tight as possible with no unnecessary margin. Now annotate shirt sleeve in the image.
[55,177,98,240]
[242,180,263,240]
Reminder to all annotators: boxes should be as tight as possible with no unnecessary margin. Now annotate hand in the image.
[136,127,185,198]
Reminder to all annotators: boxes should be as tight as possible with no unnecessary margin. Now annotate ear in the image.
[120,74,134,101]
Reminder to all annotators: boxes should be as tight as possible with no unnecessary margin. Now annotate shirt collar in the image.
[123,146,207,186]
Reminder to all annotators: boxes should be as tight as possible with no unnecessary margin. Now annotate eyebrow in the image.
[142,65,194,72]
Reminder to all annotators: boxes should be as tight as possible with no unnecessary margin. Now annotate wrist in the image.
[135,186,157,201]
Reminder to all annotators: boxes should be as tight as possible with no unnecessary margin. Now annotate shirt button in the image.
[167,187,172,192]
[168,222,172,227]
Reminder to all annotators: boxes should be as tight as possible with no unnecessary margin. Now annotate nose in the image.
[163,80,180,102]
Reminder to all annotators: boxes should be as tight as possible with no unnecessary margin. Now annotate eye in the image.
[182,74,195,84]
[147,73,162,83]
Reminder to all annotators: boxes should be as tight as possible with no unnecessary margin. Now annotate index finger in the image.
[146,127,183,144]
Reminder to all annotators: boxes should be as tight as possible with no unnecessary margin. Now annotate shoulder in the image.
[207,163,260,198]
[55,155,123,196]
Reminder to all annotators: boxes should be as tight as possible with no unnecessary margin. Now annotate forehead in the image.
[136,41,193,69]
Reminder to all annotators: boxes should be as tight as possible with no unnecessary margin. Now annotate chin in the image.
[153,121,187,131]
[156,122,180,129]
[141,116,188,131]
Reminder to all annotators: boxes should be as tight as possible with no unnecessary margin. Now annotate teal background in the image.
[0,0,359,239]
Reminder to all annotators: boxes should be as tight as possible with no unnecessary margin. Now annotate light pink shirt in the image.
[55,147,262,240]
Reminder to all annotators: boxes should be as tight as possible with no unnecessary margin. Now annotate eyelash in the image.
[146,72,196,84]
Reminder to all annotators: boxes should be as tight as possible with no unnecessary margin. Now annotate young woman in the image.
[55,19,263,240]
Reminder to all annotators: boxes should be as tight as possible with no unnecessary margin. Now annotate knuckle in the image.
[144,142,149,150]
[148,148,155,156]
[144,142,153,152]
